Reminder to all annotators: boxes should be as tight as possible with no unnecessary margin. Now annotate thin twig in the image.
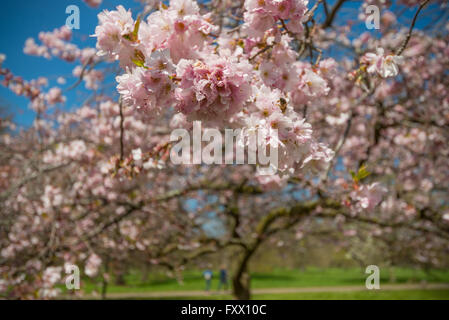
[64,57,101,92]
[314,47,323,66]
[320,88,375,183]
[249,44,274,61]
[280,18,294,36]
[323,0,329,18]
[396,0,431,55]
[304,0,323,23]
[226,24,242,34]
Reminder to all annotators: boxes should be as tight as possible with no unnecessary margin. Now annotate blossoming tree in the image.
[1,0,448,299]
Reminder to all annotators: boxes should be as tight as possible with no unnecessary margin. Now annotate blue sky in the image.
[0,0,140,126]
[0,0,437,127]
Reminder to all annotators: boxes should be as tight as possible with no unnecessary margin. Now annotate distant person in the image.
[203,269,213,292]
[217,266,228,291]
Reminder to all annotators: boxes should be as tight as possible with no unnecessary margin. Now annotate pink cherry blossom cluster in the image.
[42,140,88,164]
[255,35,334,106]
[45,87,66,105]
[93,5,136,67]
[93,1,217,69]
[348,182,387,214]
[1,60,46,101]
[92,1,337,181]
[22,26,104,92]
[238,85,333,178]
[174,54,252,125]
[24,26,79,62]
[116,49,175,116]
[0,57,66,113]
[39,266,62,298]
[72,65,104,90]
[243,0,308,39]
[40,185,64,214]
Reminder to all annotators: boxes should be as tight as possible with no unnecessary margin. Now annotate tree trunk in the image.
[115,272,126,285]
[232,247,255,300]
[101,276,108,300]
[389,268,396,283]
[141,265,149,283]
[232,270,251,299]
[101,257,110,300]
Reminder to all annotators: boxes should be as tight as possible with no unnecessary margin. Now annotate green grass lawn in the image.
[112,290,449,300]
[78,267,449,296]
[253,290,449,300]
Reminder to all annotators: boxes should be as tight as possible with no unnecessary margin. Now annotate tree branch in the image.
[396,0,431,55]
[322,0,347,28]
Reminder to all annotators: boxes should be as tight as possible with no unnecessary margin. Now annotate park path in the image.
[88,283,449,299]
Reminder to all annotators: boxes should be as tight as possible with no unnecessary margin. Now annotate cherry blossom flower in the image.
[132,148,142,161]
[0,53,6,66]
[39,266,62,298]
[362,47,404,78]
[443,213,449,223]
[350,182,387,213]
[93,5,135,67]
[301,142,334,174]
[83,0,102,8]
[45,87,65,105]
[85,253,102,277]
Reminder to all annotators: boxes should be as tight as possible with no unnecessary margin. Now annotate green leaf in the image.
[357,164,371,180]
[133,15,141,39]
[131,49,146,68]
[351,165,371,183]
[132,58,145,68]
[123,16,141,43]
[350,170,356,180]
